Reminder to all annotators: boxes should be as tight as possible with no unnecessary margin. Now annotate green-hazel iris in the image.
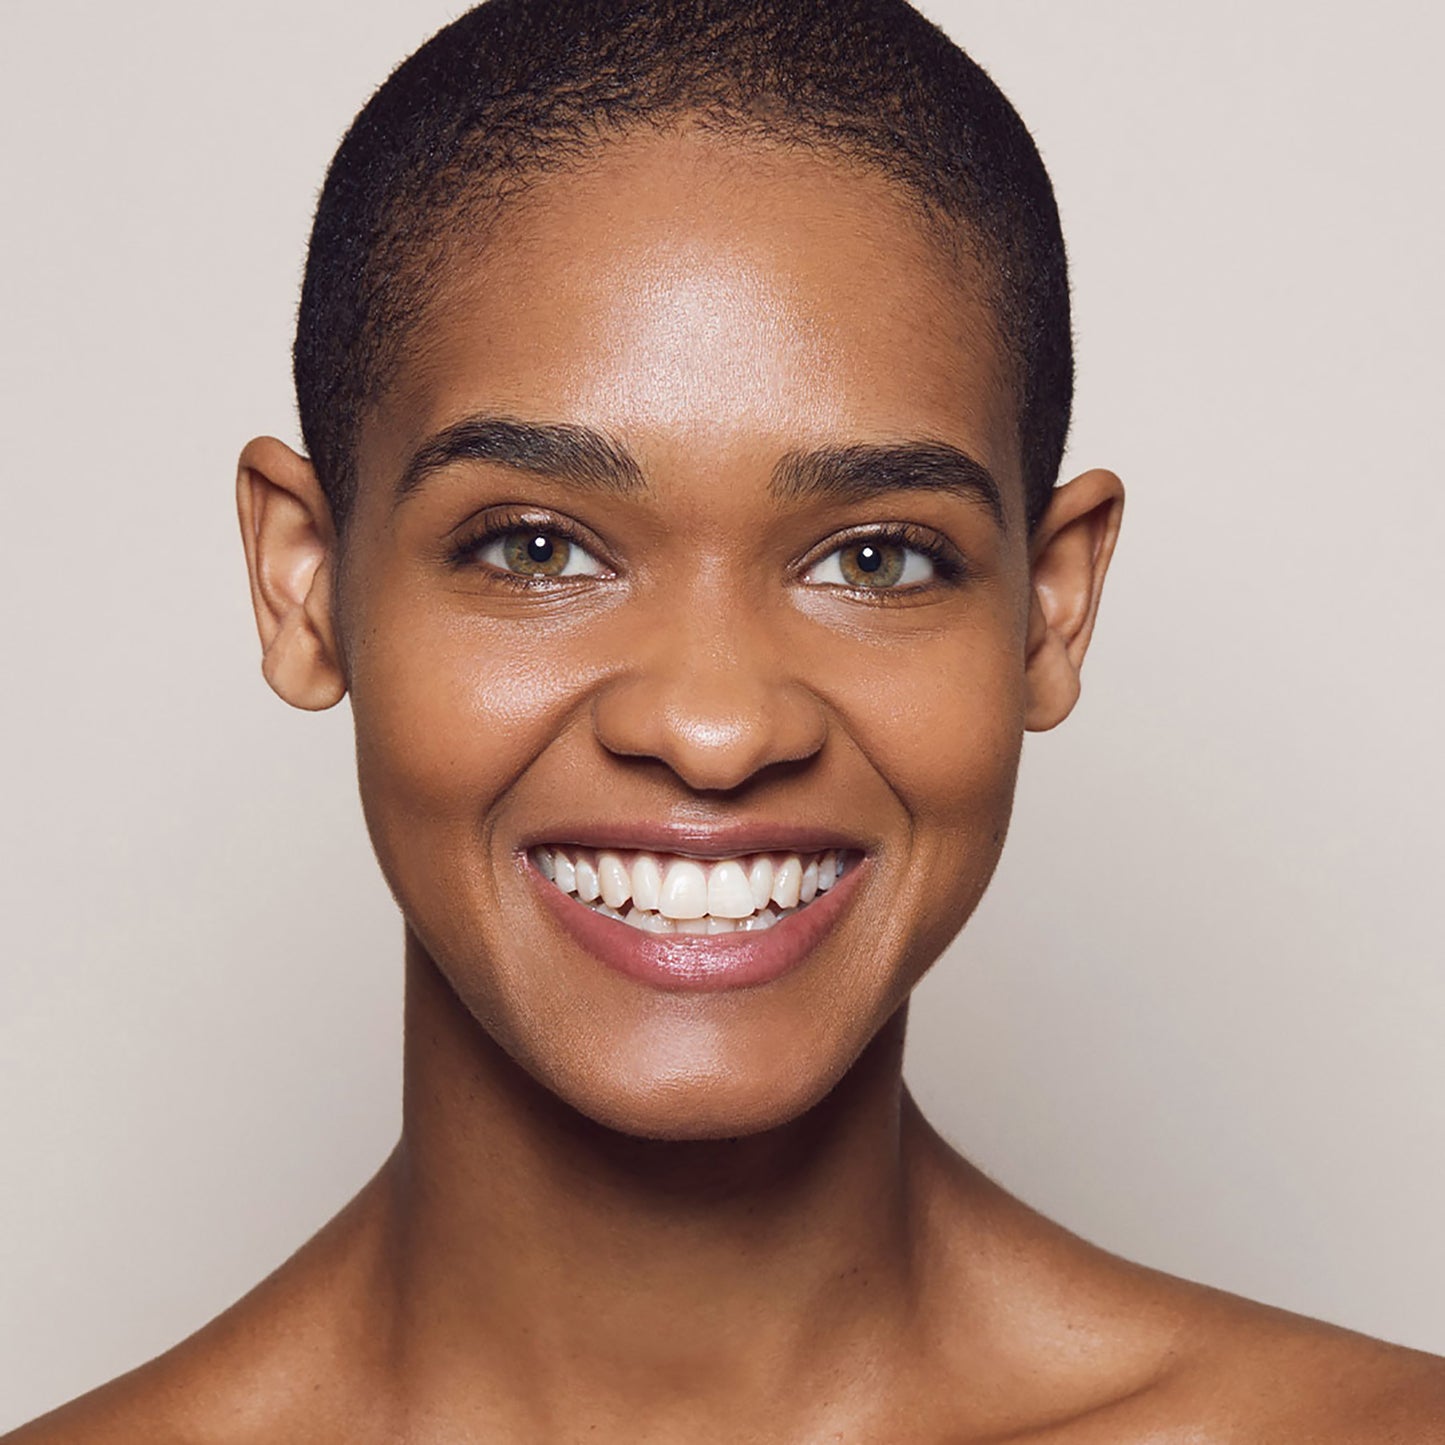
[838,541,905,588]
[503,532,572,576]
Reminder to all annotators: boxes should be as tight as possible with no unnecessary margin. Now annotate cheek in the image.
[345,599,601,894]
[822,614,1025,823]
[811,606,1026,962]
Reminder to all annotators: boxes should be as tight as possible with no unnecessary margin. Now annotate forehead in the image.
[360,127,1021,515]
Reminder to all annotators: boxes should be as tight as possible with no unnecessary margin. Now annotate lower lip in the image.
[526,855,866,993]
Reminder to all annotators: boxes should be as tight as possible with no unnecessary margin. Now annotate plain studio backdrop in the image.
[2,0,1442,1426]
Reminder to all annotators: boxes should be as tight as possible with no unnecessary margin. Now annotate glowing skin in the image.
[335,132,1037,1142]
[22,126,1445,1445]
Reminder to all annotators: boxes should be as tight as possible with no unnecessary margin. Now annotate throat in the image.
[386,939,926,1421]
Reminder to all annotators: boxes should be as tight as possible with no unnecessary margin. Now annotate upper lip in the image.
[516,819,870,859]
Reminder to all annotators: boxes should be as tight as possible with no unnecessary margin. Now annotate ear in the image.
[1023,468,1124,732]
[236,436,347,710]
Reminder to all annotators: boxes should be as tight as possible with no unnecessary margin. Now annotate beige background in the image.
[2,0,1442,1426]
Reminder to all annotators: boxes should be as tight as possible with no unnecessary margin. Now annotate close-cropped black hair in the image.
[294,0,1072,532]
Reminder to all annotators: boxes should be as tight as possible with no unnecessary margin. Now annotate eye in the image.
[472,528,606,579]
[804,537,937,590]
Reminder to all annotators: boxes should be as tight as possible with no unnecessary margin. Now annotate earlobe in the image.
[1023,468,1124,732]
[236,436,347,711]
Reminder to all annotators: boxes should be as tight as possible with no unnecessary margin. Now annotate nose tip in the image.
[591,662,828,793]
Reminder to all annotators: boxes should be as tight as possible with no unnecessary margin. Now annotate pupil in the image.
[526,535,554,563]
[857,545,883,572]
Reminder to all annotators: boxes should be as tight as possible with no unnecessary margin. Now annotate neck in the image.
[373,931,954,1432]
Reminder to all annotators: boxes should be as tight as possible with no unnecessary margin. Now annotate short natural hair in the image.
[294,0,1072,531]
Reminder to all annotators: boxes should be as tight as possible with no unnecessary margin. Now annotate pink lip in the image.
[524,852,867,993]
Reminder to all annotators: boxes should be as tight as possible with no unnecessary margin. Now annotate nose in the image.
[590,586,828,792]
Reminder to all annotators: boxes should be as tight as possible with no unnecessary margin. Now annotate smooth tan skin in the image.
[12,128,1444,1443]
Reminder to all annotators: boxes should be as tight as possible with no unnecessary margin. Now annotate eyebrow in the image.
[770,441,1006,530]
[395,416,646,502]
[395,414,1005,529]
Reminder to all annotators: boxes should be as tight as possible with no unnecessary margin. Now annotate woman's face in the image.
[330,129,1039,1139]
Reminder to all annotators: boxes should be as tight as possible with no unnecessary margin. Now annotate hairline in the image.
[334,117,1024,538]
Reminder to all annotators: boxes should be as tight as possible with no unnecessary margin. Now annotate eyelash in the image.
[447,512,968,593]
[447,508,608,588]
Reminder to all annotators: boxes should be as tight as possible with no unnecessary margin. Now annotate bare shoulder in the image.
[1017,1269,1445,1444]
[1,1346,236,1445]
[914,1150,1445,1443]
[1159,1284,1445,1443]
[1,1174,396,1445]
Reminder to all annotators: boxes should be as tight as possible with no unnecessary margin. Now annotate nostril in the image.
[589,673,827,793]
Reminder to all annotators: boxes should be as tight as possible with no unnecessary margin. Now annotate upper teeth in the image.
[532,846,851,932]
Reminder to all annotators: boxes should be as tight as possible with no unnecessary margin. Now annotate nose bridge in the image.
[590,562,826,791]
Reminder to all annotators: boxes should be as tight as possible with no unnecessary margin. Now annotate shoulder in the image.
[0,1294,370,1445]
[916,1156,1445,1442]
[1009,1280,1445,1444]
[2,1175,398,1445]
[1168,1290,1445,1443]
[1073,1272,1445,1445]
[2,1361,212,1445]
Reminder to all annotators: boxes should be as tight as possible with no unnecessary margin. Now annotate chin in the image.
[564,1070,840,1143]
[509,1006,872,1144]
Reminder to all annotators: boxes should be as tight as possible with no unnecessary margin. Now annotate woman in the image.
[9,0,1443,1438]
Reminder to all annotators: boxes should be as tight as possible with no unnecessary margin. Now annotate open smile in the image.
[524,843,868,991]
[530,845,857,933]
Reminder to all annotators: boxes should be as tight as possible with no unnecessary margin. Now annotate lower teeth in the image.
[588,900,793,933]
